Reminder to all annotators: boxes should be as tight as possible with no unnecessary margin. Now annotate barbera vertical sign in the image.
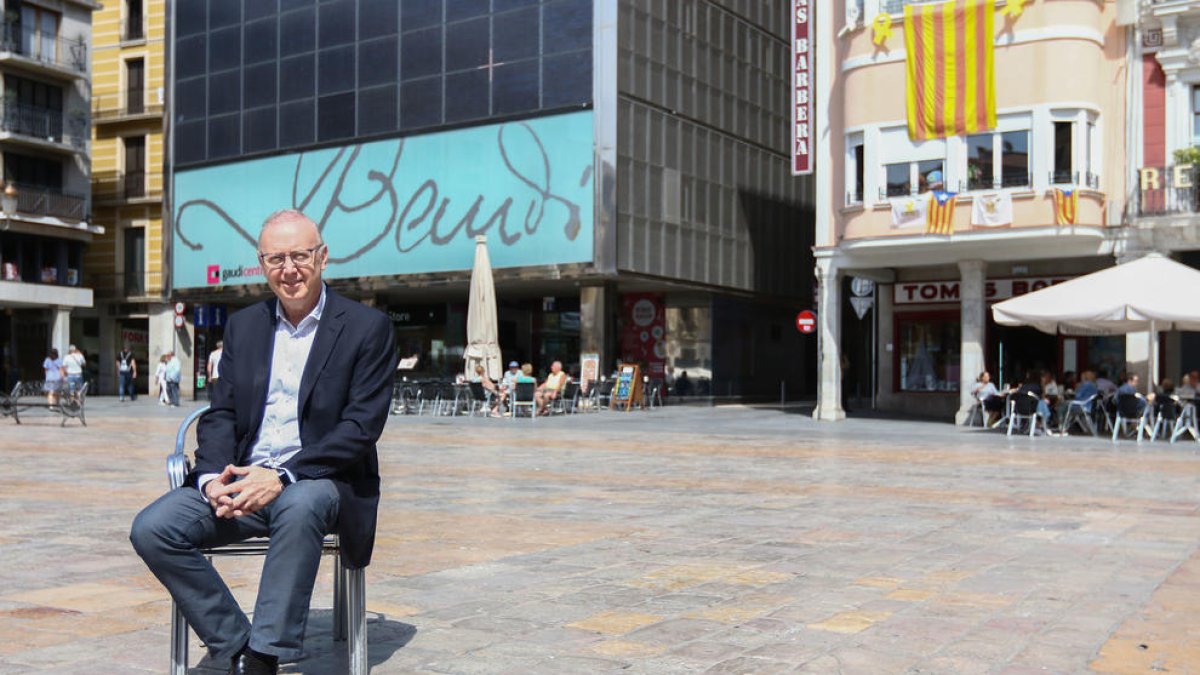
[791,0,813,176]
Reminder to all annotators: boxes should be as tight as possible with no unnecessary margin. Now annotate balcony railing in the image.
[122,20,144,42]
[0,102,85,149]
[90,271,148,299]
[1049,171,1100,189]
[0,24,87,73]
[92,93,163,122]
[7,182,87,220]
[93,171,157,203]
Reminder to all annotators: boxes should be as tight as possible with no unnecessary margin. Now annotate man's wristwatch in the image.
[277,470,293,487]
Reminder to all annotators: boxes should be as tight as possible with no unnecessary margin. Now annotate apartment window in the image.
[1086,118,1096,184]
[19,6,59,61]
[847,133,864,204]
[897,313,960,393]
[1193,86,1200,146]
[4,152,62,189]
[1052,121,1073,184]
[125,0,144,41]
[123,227,145,296]
[123,135,145,198]
[126,58,145,114]
[966,129,1030,190]
[885,160,944,197]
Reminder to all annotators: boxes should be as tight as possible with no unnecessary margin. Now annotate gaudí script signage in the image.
[173,110,595,289]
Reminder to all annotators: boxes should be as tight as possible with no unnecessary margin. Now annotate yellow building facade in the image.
[86,0,171,397]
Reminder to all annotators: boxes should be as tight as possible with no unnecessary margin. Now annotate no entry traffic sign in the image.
[795,309,816,334]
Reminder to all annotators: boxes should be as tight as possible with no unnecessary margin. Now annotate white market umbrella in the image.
[464,235,503,381]
[992,252,1200,386]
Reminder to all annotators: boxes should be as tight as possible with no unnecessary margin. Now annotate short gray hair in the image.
[259,209,323,244]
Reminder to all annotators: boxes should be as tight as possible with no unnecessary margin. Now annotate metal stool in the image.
[166,406,368,675]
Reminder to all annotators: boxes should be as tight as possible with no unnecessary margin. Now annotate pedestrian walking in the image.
[155,354,169,405]
[165,350,181,407]
[62,344,85,395]
[206,340,223,394]
[116,343,137,401]
[42,348,63,406]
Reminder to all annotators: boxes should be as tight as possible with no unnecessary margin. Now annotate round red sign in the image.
[795,310,816,334]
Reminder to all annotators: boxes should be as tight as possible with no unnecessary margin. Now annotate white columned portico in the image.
[813,256,845,421]
[50,307,71,357]
[956,260,987,425]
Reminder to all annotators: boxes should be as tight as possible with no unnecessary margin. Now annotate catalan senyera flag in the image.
[904,0,997,141]
[927,190,958,235]
[1053,188,1078,225]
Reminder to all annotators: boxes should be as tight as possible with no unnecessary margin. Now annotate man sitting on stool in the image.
[130,210,396,674]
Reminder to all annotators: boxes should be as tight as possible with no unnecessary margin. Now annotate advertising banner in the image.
[173,111,595,289]
[620,293,666,378]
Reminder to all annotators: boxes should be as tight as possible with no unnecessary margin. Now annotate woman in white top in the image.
[155,354,169,405]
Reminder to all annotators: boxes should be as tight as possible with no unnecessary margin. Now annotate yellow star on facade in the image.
[1001,0,1029,19]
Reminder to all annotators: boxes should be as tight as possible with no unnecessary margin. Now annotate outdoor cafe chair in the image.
[595,378,615,410]
[1060,395,1099,436]
[1006,391,1048,437]
[962,400,985,428]
[1149,395,1182,441]
[165,406,366,675]
[510,381,536,420]
[551,381,580,415]
[1111,393,1153,442]
[467,382,496,416]
[1170,399,1200,443]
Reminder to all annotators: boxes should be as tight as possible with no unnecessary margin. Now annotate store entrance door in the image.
[989,324,1057,388]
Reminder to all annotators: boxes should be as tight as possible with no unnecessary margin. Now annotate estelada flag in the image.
[904,0,997,141]
[1053,187,1078,225]
[926,190,958,235]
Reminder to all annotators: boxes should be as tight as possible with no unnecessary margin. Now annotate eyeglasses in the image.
[258,244,325,270]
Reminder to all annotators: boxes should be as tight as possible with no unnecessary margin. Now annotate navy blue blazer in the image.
[190,286,396,569]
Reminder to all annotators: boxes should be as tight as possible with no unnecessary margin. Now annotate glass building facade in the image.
[173,0,593,168]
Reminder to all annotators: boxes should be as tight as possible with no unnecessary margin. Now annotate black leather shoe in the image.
[229,644,278,675]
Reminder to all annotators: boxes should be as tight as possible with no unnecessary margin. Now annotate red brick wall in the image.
[1144,54,1167,166]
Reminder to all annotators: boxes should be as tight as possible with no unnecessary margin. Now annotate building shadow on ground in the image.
[188,610,417,674]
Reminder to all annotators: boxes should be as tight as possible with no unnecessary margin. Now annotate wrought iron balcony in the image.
[0,24,87,74]
[90,271,148,300]
[5,182,87,220]
[92,92,164,122]
[93,171,158,204]
[0,102,86,150]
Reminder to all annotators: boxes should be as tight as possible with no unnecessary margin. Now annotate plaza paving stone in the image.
[0,397,1199,673]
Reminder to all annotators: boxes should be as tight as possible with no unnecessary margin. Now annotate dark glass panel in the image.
[208,0,242,29]
[207,70,241,115]
[244,0,279,21]
[401,0,442,31]
[495,0,539,10]
[446,0,489,21]
[357,37,397,87]
[318,0,355,48]
[400,76,441,128]
[318,45,356,94]
[176,34,207,79]
[279,7,316,56]
[208,26,242,72]
[541,50,590,108]
[176,120,207,164]
[446,17,489,72]
[243,62,277,108]
[279,53,315,101]
[244,106,278,153]
[359,0,398,39]
[357,84,397,135]
[279,99,315,147]
[207,114,241,159]
[444,68,488,122]
[177,1,207,36]
[318,92,355,141]
[493,8,538,62]
[280,0,314,10]
[400,26,443,80]
[491,59,539,115]
[543,0,591,55]
[244,17,278,65]
[175,76,206,123]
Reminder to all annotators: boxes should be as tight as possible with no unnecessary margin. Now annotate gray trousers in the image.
[130,480,340,661]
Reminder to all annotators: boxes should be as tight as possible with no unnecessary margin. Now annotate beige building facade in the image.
[84,0,173,397]
[813,1,1136,421]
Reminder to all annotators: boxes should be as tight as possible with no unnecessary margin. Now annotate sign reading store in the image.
[894,277,1068,305]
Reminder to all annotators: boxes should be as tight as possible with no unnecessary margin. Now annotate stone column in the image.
[956,260,986,425]
[98,315,117,397]
[580,283,614,371]
[813,257,845,421]
[50,307,71,357]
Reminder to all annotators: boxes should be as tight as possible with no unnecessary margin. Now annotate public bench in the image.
[0,380,88,426]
